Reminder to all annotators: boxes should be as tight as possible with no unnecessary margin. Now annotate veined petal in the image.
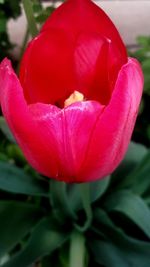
[77,58,144,182]
[29,101,104,182]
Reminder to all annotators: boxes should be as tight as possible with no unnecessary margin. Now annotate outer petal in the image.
[42,0,127,63]
[0,59,105,182]
[77,58,144,181]
[0,59,61,178]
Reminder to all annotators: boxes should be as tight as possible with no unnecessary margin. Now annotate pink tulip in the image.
[0,0,143,182]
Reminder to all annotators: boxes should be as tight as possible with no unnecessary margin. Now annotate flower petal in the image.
[42,0,127,64]
[77,58,144,181]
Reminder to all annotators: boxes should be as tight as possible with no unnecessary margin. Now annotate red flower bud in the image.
[0,0,143,182]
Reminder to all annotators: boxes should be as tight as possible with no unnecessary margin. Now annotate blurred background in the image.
[0,1,150,267]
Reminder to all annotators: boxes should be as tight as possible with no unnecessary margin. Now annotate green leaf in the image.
[118,149,150,195]
[0,201,43,258]
[112,142,147,184]
[90,209,150,267]
[0,161,49,196]
[68,176,110,212]
[0,117,15,143]
[104,190,150,238]
[3,217,69,267]
[90,176,111,202]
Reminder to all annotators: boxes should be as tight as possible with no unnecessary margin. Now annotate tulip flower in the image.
[0,0,143,182]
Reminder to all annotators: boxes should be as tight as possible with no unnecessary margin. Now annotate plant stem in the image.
[75,183,93,232]
[69,230,85,267]
[22,0,38,38]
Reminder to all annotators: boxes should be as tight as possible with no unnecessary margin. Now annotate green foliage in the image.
[0,201,43,258]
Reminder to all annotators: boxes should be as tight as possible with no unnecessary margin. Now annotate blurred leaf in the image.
[0,153,8,162]
[104,190,150,238]
[0,117,15,143]
[6,144,26,165]
[0,254,10,266]
[0,0,21,19]
[0,201,43,258]
[137,36,150,48]
[35,6,55,24]
[90,209,150,267]
[0,161,49,197]
[32,2,42,13]
[3,217,69,267]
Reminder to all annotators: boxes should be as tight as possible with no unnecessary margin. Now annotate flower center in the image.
[64,91,84,107]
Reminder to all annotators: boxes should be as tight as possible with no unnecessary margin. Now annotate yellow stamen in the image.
[64,91,84,107]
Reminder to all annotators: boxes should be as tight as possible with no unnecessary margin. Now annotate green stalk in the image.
[50,180,77,221]
[17,27,29,73]
[22,0,38,38]
[69,230,85,267]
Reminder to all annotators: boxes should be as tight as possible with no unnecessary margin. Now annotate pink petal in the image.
[77,58,144,181]
[29,101,104,182]
[0,59,60,178]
